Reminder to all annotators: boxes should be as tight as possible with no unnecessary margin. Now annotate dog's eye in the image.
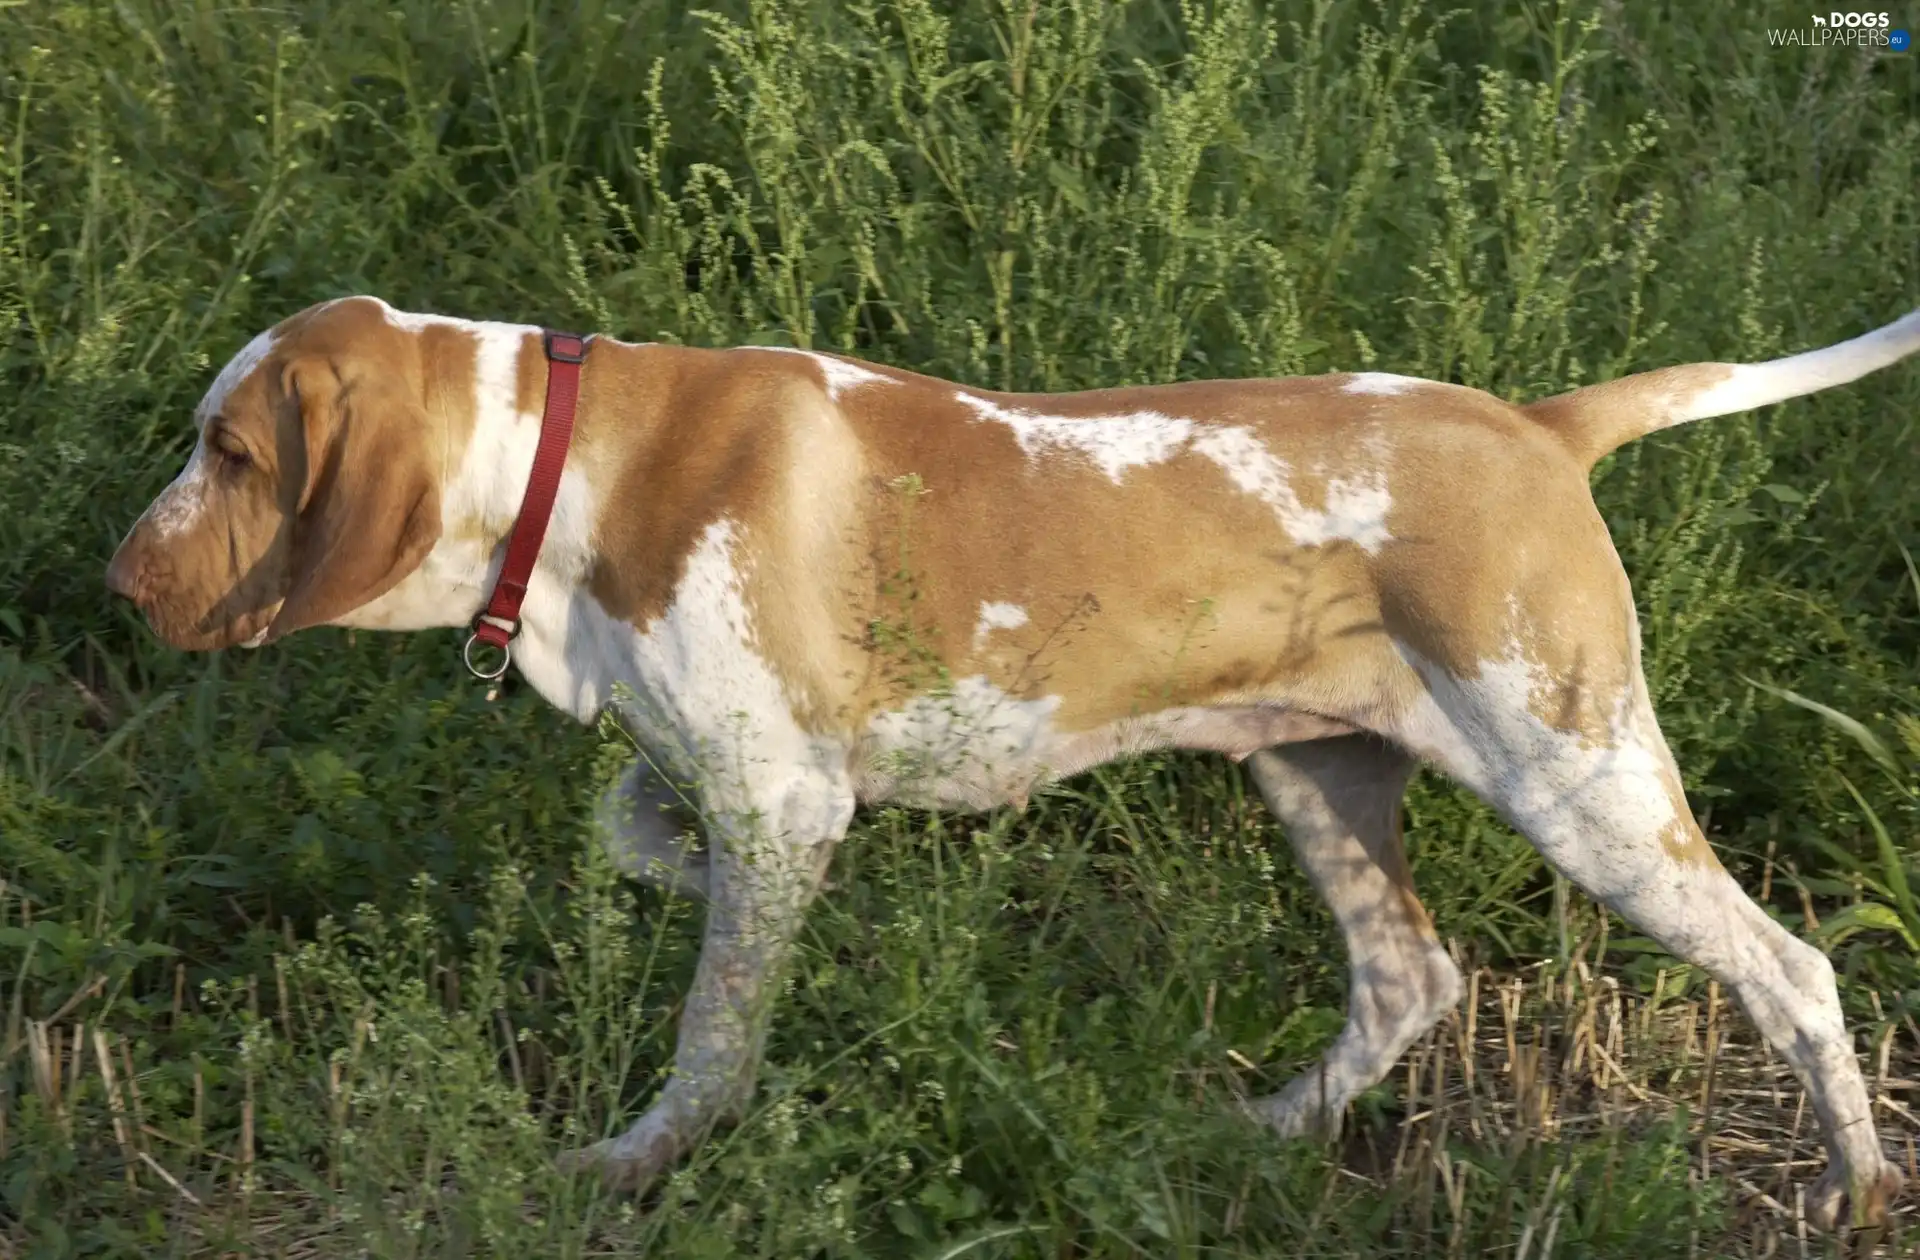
[210,430,252,470]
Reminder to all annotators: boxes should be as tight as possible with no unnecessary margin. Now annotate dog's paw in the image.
[556,1117,683,1197]
[1239,1084,1342,1143]
[1805,1159,1903,1233]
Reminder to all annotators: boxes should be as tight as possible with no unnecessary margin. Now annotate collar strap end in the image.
[470,614,517,649]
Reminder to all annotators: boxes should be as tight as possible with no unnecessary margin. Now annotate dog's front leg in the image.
[562,764,855,1196]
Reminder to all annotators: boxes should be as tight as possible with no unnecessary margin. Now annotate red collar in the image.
[463,329,589,681]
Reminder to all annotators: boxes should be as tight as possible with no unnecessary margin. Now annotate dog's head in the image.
[105,298,444,650]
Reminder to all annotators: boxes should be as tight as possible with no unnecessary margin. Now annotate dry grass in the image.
[1291,951,1920,1259]
[4,949,1914,1258]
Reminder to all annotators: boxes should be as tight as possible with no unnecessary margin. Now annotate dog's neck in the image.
[330,305,606,642]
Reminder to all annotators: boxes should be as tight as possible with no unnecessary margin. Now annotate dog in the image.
[106,296,1919,1227]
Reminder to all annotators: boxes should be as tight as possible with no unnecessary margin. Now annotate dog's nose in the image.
[105,545,143,603]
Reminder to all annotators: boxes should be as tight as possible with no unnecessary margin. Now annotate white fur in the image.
[1341,372,1421,397]
[194,328,279,423]
[855,678,1354,812]
[1389,643,1679,861]
[1381,630,1889,1204]
[858,675,1062,810]
[371,300,474,336]
[972,600,1029,649]
[144,446,216,541]
[1190,427,1394,554]
[499,510,846,810]
[1673,308,1920,423]
[955,392,1197,483]
[332,304,826,782]
[623,521,840,775]
[748,346,892,401]
[336,312,608,636]
[144,329,281,542]
[955,392,1395,552]
[524,515,856,1179]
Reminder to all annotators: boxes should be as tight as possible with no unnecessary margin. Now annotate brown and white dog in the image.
[106,296,1919,1226]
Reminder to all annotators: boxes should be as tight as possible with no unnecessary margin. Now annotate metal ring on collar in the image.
[463,633,512,681]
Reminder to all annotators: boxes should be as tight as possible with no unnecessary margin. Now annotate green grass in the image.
[1,0,1917,1254]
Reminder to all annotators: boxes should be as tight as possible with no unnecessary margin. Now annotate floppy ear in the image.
[264,356,442,641]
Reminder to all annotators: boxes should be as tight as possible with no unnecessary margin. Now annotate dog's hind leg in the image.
[1395,640,1901,1231]
[1242,735,1464,1138]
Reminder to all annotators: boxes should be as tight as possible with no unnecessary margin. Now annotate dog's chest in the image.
[511,564,1073,809]
[512,521,846,783]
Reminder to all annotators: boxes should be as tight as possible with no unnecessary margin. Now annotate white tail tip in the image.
[1675,308,1920,423]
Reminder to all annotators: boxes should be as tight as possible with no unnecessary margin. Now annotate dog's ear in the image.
[263,356,441,641]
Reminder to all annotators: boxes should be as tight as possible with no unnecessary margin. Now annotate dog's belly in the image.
[850,675,1356,811]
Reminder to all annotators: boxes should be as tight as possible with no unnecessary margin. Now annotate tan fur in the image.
[1527,363,1737,468]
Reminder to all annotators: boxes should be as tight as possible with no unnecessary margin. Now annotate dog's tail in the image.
[1527,308,1920,470]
